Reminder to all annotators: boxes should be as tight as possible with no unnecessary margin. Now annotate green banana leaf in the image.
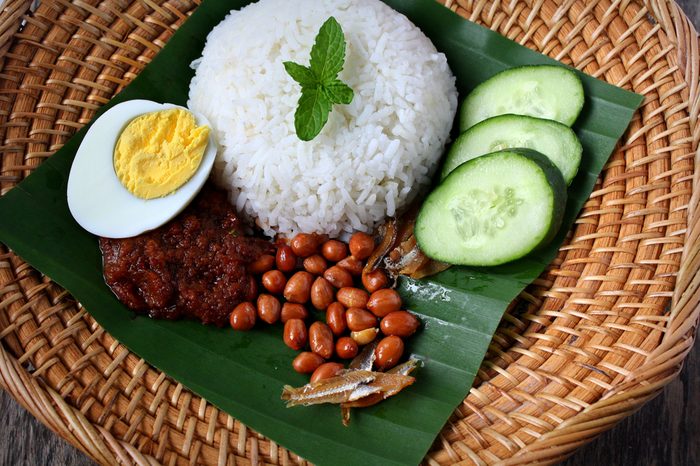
[0,0,642,465]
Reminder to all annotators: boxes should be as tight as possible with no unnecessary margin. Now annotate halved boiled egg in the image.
[67,100,217,238]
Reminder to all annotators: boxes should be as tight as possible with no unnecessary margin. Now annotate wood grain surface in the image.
[0,2,698,465]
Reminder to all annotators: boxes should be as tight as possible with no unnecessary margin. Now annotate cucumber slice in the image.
[416,149,566,266]
[441,114,582,184]
[459,65,584,131]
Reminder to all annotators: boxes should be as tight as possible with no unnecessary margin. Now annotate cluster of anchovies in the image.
[281,341,420,425]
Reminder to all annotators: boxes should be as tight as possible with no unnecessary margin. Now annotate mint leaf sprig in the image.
[284,17,354,141]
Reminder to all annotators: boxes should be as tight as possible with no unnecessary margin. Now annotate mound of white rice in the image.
[188,0,458,238]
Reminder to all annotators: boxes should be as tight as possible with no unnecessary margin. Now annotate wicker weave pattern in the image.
[0,0,698,464]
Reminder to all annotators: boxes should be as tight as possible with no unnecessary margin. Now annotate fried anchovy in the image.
[348,340,378,371]
[282,359,418,407]
[281,371,376,407]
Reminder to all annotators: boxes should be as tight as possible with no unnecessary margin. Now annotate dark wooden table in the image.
[1,2,699,465]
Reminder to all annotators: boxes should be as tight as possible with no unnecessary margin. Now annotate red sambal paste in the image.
[99,186,274,326]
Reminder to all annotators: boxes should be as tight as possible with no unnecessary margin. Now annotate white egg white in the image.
[67,99,217,238]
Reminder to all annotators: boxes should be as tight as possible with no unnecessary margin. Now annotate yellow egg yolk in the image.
[114,108,210,199]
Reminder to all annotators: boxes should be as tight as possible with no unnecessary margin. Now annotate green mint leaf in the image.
[295,88,332,141]
[322,80,354,105]
[309,17,346,83]
[283,61,317,87]
[285,16,353,141]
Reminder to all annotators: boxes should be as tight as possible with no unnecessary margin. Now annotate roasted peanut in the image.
[349,232,374,260]
[323,266,353,288]
[380,311,420,337]
[326,302,347,336]
[293,352,325,374]
[321,240,348,262]
[366,288,401,317]
[283,319,308,350]
[337,256,363,276]
[310,277,335,310]
[230,302,256,331]
[276,245,297,272]
[351,327,379,345]
[303,254,327,275]
[281,303,309,323]
[335,337,359,359]
[346,307,377,332]
[249,254,275,274]
[261,270,286,294]
[362,269,389,293]
[291,233,320,258]
[374,336,404,370]
[337,287,369,309]
[309,321,334,359]
[283,271,313,304]
[257,294,281,324]
[310,362,344,383]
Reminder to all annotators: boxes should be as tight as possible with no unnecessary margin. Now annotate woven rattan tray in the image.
[0,0,698,464]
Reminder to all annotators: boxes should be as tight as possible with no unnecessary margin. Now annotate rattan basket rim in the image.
[0,0,698,464]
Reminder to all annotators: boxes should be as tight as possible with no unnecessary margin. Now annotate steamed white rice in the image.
[188,0,458,238]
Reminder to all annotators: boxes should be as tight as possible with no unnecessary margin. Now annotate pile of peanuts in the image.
[230,232,420,383]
